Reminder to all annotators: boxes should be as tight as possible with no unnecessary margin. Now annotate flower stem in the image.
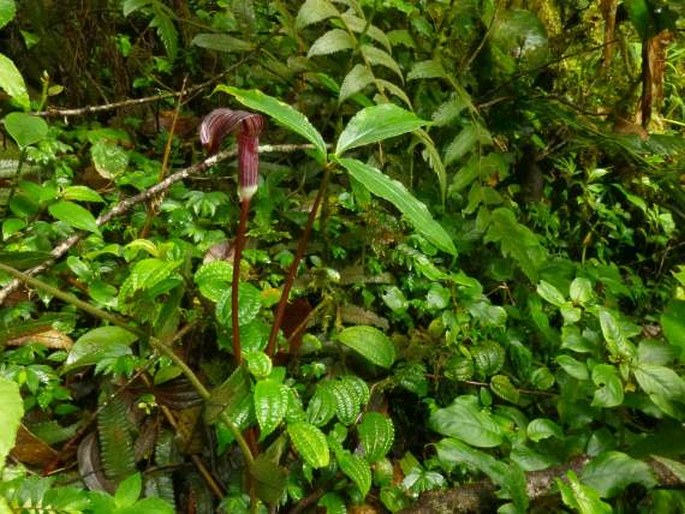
[232,198,250,364]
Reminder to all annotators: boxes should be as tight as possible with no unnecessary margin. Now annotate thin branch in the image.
[0,143,320,306]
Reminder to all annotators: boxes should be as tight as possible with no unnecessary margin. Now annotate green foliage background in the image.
[1,0,685,512]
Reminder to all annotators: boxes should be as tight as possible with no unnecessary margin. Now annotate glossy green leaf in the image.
[570,277,594,305]
[557,470,612,514]
[215,86,327,162]
[115,473,142,508]
[327,380,360,425]
[287,421,330,468]
[338,451,372,498]
[0,377,23,471]
[3,113,48,148]
[62,185,104,203]
[296,0,339,29]
[0,0,16,29]
[407,59,447,81]
[527,418,563,442]
[48,200,99,233]
[337,325,396,368]
[444,123,492,165]
[216,283,262,328]
[556,354,589,380]
[591,364,624,408]
[307,29,355,56]
[599,309,636,360]
[336,104,426,156]
[339,63,374,103]
[91,139,129,179]
[490,374,520,404]
[194,260,233,302]
[306,384,337,427]
[244,351,273,380]
[0,250,51,270]
[317,493,346,514]
[339,158,456,255]
[0,53,29,110]
[64,326,138,371]
[360,45,402,78]
[581,451,656,498]
[191,33,254,52]
[537,280,566,307]
[358,412,394,463]
[633,363,685,401]
[254,379,289,440]
[205,366,254,428]
[429,396,504,447]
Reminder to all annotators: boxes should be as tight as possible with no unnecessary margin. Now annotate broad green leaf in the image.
[527,418,563,442]
[115,473,142,508]
[123,0,150,17]
[0,377,22,472]
[216,283,262,328]
[338,451,372,498]
[306,384,337,427]
[336,104,426,156]
[0,250,51,270]
[120,258,180,294]
[296,0,339,29]
[307,29,355,56]
[581,451,656,497]
[360,45,402,78]
[0,53,29,110]
[62,185,104,203]
[557,470,612,514]
[205,366,253,426]
[662,300,685,360]
[598,309,636,360]
[340,13,390,51]
[358,412,394,463]
[215,86,327,162]
[339,158,456,255]
[326,380,361,425]
[556,354,589,380]
[0,0,16,29]
[250,454,288,505]
[570,277,594,305]
[337,325,396,368]
[537,280,566,307]
[64,326,138,370]
[287,421,329,468]
[318,493,346,514]
[3,113,48,148]
[91,139,129,179]
[339,63,374,103]
[429,396,504,447]
[624,0,653,39]
[254,379,289,439]
[191,33,254,52]
[194,260,233,302]
[591,364,624,408]
[633,363,685,400]
[244,351,272,380]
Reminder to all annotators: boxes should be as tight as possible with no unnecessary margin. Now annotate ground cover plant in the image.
[0,0,684,513]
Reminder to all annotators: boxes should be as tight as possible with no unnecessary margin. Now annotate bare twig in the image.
[0,143,320,306]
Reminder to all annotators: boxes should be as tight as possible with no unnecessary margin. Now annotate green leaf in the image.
[3,113,48,148]
[115,473,142,508]
[339,158,456,255]
[254,379,289,440]
[633,363,685,401]
[244,351,273,380]
[287,421,330,468]
[490,375,520,404]
[306,384,337,427]
[537,280,566,307]
[358,412,394,463]
[91,139,129,179]
[598,309,636,360]
[0,377,22,472]
[296,0,339,29]
[444,123,492,165]
[407,59,447,81]
[527,418,563,442]
[570,277,594,305]
[0,0,16,29]
[48,200,99,232]
[307,29,355,56]
[62,185,104,203]
[250,454,288,505]
[216,283,262,328]
[337,325,396,368]
[0,53,29,110]
[338,451,372,498]
[556,354,589,380]
[191,33,254,52]
[581,451,656,498]
[429,396,504,447]
[205,366,254,428]
[0,250,51,270]
[557,470,612,514]
[591,364,624,408]
[194,260,233,302]
[215,86,327,162]
[336,104,426,156]
[64,326,138,371]
[318,493,346,514]
[662,300,685,360]
[360,45,402,78]
[339,63,374,103]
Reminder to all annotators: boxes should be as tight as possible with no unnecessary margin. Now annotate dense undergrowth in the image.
[0,1,684,513]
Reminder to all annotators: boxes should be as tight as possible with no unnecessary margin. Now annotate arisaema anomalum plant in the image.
[199,108,265,363]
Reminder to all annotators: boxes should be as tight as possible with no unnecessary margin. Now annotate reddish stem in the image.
[231,199,250,364]
[266,165,331,357]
